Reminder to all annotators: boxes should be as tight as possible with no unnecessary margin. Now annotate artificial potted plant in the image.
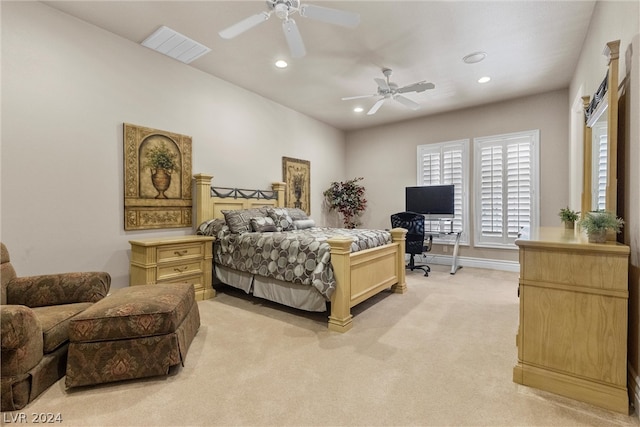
[144,142,179,199]
[558,206,579,229]
[323,177,367,229]
[578,210,624,243]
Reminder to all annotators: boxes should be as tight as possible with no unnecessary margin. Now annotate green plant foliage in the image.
[558,206,579,223]
[144,142,179,174]
[323,177,367,229]
[578,210,624,234]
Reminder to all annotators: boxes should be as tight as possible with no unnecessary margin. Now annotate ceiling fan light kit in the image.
[218,0,360,58]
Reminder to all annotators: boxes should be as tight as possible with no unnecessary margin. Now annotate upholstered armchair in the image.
[1,242,110,411]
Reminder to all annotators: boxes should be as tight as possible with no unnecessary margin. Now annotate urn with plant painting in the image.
[144,142,179,199]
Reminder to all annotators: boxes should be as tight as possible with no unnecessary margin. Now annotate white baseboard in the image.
[423,254,520,272]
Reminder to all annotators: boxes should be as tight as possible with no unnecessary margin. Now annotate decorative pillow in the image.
[222,208,267,234]
[285,208,309,221]
[250,216,278,232]
[196,218,229,237]
[267,208,295,231]
[293,219,316,230]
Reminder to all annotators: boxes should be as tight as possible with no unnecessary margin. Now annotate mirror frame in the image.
[581,40,620,217]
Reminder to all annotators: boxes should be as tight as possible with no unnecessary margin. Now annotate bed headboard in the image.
[193,173,286,227]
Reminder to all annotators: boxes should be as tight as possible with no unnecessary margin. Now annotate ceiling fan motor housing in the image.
[269,0,300,19]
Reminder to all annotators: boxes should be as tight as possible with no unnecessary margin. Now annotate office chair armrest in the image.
[424,234,433,252]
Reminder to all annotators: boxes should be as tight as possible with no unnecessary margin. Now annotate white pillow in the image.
[294,219,316,230]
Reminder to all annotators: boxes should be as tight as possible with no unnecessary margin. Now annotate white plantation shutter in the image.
[417,140,469,244]
[420,151,441,185]
[479,144,503,239]
[592,123,607,211]
[474,130,539,247]
[506,142,532,237]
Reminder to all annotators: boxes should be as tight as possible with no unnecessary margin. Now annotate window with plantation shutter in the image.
[416,140,469,245]
[592,122,607,211]
[474,130,539,248]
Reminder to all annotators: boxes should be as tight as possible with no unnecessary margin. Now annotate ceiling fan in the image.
[342,68,435,115]
[218,0,360,58]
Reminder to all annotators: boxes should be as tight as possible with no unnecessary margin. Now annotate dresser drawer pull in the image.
[174,266,189,273]
[174,250,188,256]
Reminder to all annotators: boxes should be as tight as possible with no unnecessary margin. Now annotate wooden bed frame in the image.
[194,173,407,332]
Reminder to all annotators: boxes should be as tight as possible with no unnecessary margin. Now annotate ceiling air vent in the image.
[141,26,210,64]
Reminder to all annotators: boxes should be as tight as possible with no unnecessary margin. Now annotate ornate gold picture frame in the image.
[123,123,192,230]
[282,157,311,215]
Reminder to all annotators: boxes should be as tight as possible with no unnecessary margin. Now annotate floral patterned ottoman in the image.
[65,283,200,388]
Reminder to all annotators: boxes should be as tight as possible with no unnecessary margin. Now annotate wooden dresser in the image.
[513,227,630,414]
[129,236,215,301]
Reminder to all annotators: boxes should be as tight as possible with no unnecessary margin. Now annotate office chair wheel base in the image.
[407,265,430,277]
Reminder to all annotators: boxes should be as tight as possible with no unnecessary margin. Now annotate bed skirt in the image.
[215,265,328,312]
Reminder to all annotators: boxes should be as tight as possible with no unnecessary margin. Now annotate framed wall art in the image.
[282,156,310,215]
[123,123,192,230]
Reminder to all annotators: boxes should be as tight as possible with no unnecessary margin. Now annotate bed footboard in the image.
[327,228,407,332]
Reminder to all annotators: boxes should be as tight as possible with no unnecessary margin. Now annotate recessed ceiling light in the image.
[275,59,288,68]
[478,76,491,84]
[353,107,364,113]
[463,51,487,64]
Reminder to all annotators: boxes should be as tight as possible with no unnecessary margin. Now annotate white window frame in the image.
[416,139,469,245]
[473,130,540,249]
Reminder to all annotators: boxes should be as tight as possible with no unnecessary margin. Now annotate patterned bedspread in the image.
[215,228,391,299]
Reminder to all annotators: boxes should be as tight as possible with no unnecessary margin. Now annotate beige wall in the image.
[1,2,346,290]
[569,0,640,411]
[2,0,639,411]
[344,89,569,263]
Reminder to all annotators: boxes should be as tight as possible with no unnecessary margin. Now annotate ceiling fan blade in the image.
[397,81,436,94]
[299,4,360,28]
[374,78,389,91]
[282,18,306,58]
[367,98,386,115]
[219,12,270,39]
[394,95,421,110]
[341,94,377,101]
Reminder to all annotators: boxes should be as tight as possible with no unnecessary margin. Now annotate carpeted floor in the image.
[7,266,640,426]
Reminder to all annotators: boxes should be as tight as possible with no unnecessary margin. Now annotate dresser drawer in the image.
[157,274,204,293]
[157,243,204,264]
[157,260,203,281]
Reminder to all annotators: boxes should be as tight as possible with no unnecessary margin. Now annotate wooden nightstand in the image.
[129,236,215,301]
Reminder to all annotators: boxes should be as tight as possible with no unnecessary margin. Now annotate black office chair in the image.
[391,212,433,276]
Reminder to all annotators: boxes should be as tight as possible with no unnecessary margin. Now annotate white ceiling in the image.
[43,1,596,131]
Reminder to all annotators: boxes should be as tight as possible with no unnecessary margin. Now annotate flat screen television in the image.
[405,185,455,219]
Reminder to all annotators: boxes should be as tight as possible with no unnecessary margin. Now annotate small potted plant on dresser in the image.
[558,206,579,229]
[578,210,624,243]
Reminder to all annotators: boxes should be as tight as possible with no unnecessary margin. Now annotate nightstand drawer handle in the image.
[174,266,189,273]
[174,250,188,256]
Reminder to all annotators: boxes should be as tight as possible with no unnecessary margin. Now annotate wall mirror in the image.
[582,40,620,217]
